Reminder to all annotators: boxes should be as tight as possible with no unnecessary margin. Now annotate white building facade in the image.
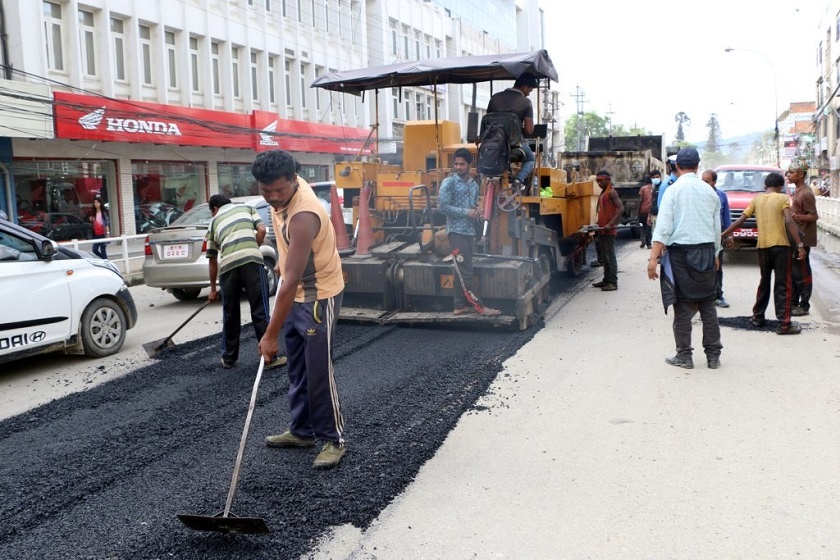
[0,0,548,236]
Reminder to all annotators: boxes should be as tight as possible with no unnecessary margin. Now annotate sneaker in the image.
[639,243,646,249]
[221,358,235,369]
[265,355,287,370]
[776,323,802,335]
[453,307,475,316]
[590,260,603,268]
[265,431,317,448]
[592,281,607,288]
[478,306,501,317]
[715,297,730,308]
[665,355,694,369]
[600,283,618,291]
[790,306,809,317]
[313,441,346,469]
[749,315,765,327]
[707,358,721,369]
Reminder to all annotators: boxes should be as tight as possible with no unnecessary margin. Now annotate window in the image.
[435,40,441,58]
[402,26,409,59]
[404,97,410,120]
[324,0,329,32]
[836,11,840,40]
[315,66,322,110]
[392,88,399,118]
[251,51,259,101]
[266,0,271,10]
[300,62,308,109]
[43,2,64,71]
[414,31,420,60]
[139,25,153,85]
[78,10,96,76]
[110,18,126,81]
[297,0,302,22]
[232,47,241,98]
[268,56,276,103]
[165,31,177,89]
[391,20,398,56]
[211,41,221,95]
[284,59,292,107]
[311,0,316,26]
[189,36,200,93]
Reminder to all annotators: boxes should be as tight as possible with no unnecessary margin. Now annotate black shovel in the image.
[142,300,210,358]
[178,357,270,534]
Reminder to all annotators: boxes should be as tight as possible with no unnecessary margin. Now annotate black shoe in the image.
[590,260,603,267]
[600,283,618,291]
[220,358,235,369]
[776,323,802,335]
[707,358,721,369]
[592,281,607,288]
[749,315,765,327]
[665,356,694,369]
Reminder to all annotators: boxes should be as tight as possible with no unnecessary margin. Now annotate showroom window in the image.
[132,162,206,234]
[11,160,117,240]
[217,163,259,198]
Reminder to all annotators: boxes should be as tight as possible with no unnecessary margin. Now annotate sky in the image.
[541,0,829,144]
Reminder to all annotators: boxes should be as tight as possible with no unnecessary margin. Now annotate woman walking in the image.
[89,196,110,259]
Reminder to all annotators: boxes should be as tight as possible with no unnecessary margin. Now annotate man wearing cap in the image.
[592,170,624,291]
[487,73,538,187]
[647,147,723,370]
[787,158,819,316]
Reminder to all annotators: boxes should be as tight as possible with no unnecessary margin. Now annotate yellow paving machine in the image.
[312,51,599,330]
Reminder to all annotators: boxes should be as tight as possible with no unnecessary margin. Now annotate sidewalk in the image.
[310,245,840,559]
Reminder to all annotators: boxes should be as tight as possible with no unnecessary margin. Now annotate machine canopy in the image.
[311,50,558,96]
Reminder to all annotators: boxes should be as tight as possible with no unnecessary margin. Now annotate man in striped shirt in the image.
[207,194,284,370]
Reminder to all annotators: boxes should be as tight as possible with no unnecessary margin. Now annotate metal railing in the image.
[816,196,840,237]
[59,234,147,282]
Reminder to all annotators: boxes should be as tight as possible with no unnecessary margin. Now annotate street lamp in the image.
[724,47,780,167]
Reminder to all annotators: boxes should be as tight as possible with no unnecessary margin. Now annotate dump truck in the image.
[312,51,599,330]
[558,135,667,227]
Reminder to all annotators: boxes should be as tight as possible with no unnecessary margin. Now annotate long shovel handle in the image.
[223,356,265,518]
[165,300,211,343]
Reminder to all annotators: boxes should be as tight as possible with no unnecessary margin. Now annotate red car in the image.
[714,164,786,248]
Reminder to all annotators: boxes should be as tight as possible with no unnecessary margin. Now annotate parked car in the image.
[714,164,786,248]
[310,181,354,234]
[142,196,279,301]
[0,217,137,363]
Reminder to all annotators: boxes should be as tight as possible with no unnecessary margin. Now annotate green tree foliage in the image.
[674,112,691,142]
[702,114,726,168]
[564,112,651,150]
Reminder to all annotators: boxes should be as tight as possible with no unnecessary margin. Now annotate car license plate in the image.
[163,244,188,259]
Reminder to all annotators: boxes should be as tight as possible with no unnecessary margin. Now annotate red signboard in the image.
[53,92,373,155]
[252,111,373,155]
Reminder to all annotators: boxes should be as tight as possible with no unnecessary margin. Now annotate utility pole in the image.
[606,103,615,136]
[571,85,588,151]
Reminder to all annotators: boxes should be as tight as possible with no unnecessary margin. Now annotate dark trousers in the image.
[790,246,812,311]
[284,293,344,444]
[673,299,722,360]
[92,234,108,259]
[753,246,794,326]
[449,232,483,309]
[596,234,618,284]
[715,250,724,300]
[219,262,270,364]
[639,212,652,247]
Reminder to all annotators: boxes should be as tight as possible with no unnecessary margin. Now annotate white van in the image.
[0,217,137,363]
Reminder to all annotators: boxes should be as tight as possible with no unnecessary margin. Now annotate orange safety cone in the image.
[355,181,375,256]
[329,184,350,250]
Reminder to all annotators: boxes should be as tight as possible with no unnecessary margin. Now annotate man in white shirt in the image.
[647,147,722,370]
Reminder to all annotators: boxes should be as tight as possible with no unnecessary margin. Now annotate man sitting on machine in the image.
[486,72,538,189]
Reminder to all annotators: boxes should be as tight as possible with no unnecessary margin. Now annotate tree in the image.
[563,112,610,151]
[702,113,726,168]
[674,112,691,142]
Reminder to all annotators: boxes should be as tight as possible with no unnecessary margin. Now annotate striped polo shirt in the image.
[206,204,264,276]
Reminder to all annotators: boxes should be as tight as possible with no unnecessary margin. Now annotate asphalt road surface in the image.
[0,316,539,558]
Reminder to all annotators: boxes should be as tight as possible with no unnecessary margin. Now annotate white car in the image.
[310,181,354,235]
[0,217,138,363]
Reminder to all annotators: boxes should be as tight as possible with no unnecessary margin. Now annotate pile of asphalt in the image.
[0,321,539,559]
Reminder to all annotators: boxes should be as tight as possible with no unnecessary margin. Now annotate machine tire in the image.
[263,258,279,296]
[172,288,202,301]
[566,249,585,277]
[80,298,127,358]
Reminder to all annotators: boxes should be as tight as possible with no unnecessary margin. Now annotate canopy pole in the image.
[434,81,440,170]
